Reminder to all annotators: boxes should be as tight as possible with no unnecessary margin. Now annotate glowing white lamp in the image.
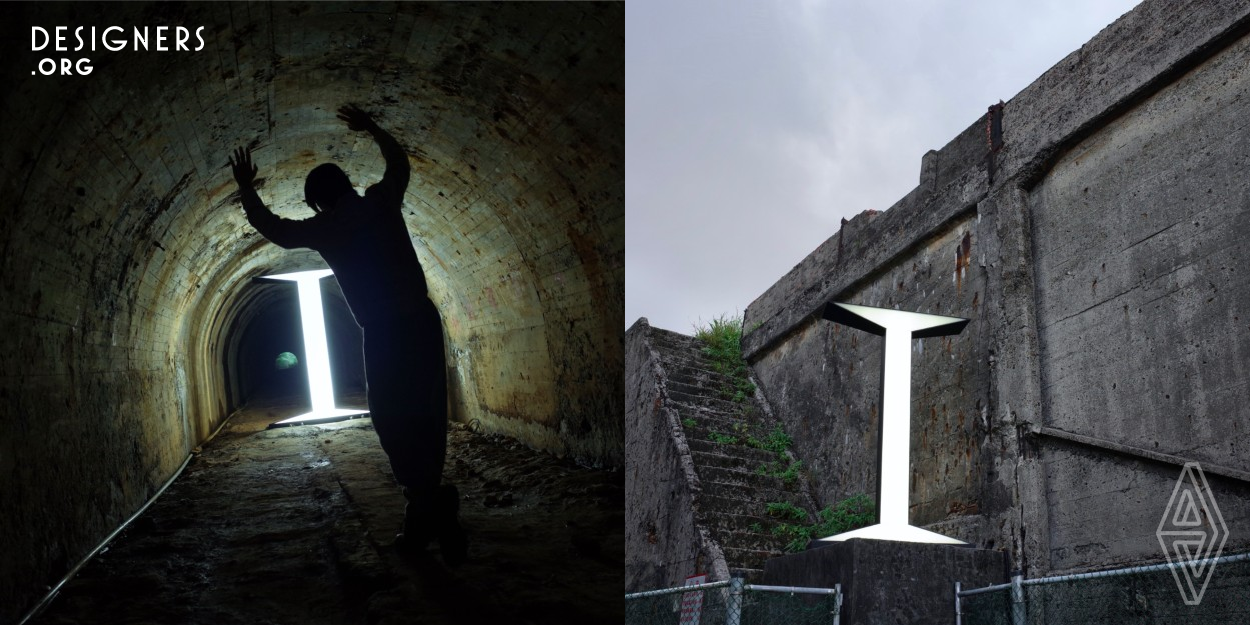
[819,302,969,544]
[258,269,367,427]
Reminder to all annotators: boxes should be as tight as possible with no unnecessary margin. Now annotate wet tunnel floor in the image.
[30,396,624,625]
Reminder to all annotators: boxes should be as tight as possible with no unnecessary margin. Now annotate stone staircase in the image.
[648,326,819,580]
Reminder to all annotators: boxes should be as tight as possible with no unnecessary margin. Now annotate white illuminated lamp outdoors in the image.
[257,269,367,428]
[819,302,970,545]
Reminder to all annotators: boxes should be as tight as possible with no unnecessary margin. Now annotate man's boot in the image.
[435,484,468,567]
[394,486,435,555]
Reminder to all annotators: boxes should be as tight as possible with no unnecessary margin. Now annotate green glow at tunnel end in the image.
[275,351,298,370]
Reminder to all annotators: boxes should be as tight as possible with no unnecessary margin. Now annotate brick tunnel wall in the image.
[0,3,622,620]
[741,0,1250,578]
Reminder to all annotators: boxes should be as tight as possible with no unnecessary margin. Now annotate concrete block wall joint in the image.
[985,100,1004,185]
[1034,426,1250,486]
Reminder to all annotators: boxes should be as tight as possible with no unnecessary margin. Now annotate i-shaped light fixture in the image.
[819,302,969,545]
[258,269,368,428]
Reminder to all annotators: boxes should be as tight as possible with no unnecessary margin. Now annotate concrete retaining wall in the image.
[625,319,728,591]
[741,0,1250,576]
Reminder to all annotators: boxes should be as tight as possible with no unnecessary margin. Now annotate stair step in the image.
[667,379,734,400]
[667,391,753,414]
[652,342,712,362]
[722,546,786,571]
[657,353,722,374]
[664,368,739,393]
[646,323,817,576]
[648,331,703,354]
[688,443,779,465]
[675,408,763,431]
[700,515,802,548]
[654,353,716,374]
[655,347,712,364]
[688,452,755,472]
[684,425,757,446]
[679,421,757,442]
[674,412,761,438]
[696,465,797,492]
[720,530,793,553]
[701,511,777,533]
[699,493,809,517]
[652,348,741,382]
[656,349,722,371]
[682,423,790,451]
[700,482,808,509]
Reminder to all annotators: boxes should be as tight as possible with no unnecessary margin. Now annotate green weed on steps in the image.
[693,314,756,404]
[768,494,876,552]
[765,501,808,522]
[756,459,803,486]
[746,424,791,455]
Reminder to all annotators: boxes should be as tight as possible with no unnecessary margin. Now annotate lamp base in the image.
[267,408,370,429]
[764,535,1005,624]
[817,522,967,545]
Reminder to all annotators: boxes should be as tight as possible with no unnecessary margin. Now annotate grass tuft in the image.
[756,459,804,486]
[765,501,808,522]
[693,314,756,403]
[746,424,792,456]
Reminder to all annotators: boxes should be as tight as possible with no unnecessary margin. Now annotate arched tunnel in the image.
[0,3,622,622]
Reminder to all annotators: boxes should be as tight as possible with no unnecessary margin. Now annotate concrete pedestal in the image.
[762,538,1007,625]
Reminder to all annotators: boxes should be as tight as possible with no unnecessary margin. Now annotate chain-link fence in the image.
[957,551,1250,625]
[626,578,841,625]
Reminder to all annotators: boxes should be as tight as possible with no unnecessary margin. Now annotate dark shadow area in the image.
[27,398,623,625]
[235,297,305,402]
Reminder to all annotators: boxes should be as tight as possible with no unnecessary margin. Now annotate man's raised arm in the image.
[337,105,410,203]
[229,146,310,250]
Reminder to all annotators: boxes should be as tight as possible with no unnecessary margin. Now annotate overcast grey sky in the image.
[626,0,1143,334]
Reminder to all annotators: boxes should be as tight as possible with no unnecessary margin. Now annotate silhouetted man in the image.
[229,105,466,566]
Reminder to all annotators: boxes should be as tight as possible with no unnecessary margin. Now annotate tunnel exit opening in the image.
[222,270,366,423]
[257,270,367,427]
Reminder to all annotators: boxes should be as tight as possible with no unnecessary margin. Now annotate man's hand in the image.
[340,104,408,199]
[229,146,258,188]
[337,104,379,133]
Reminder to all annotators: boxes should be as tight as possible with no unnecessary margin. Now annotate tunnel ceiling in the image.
[0,2,623,466]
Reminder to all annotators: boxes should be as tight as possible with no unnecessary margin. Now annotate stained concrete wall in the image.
[742,0,1250,579]
[625,319,728,591]
[1027,18,1250,573]
[743,211,996,532]
[0,3,622,621]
